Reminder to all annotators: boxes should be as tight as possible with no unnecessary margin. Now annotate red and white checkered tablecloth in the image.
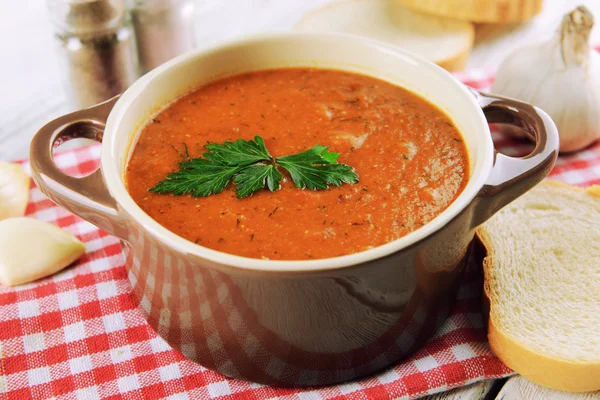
[1,72,599,400]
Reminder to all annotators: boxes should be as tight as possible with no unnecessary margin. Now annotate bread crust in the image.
[395,0,543,23]
[477,179,600,392]
[488,321,600,392]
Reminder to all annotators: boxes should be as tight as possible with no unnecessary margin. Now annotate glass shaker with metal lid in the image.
[47,0,138,108]
[129,0,196,74]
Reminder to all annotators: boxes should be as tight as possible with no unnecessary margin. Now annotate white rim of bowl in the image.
[102,32,493,273]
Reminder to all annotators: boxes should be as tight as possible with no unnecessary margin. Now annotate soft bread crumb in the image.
[478,180,600,391]
[480,180,600,363]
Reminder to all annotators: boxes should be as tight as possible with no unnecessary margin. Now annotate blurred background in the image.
[1,0,599,160]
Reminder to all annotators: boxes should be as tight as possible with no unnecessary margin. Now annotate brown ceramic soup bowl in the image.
[30,33,558,386]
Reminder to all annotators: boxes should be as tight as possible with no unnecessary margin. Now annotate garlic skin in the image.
[0,162,30,220]
[492,6,600,153]
[0,218,86,286]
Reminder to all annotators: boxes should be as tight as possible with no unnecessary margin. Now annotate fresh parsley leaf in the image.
[318,146,340,164]
[233,163,282,198]
[149,136,358,199]
[204,136,272,166]
[276,145,358,190]
[149,159,241,197]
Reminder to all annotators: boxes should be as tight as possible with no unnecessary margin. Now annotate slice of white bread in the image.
[294,0,474,72]
[395,0,543,23]
[477,180,600,392]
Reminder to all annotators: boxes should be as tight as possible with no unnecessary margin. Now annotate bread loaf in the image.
[295,0,474,72]
[395,0,543,23]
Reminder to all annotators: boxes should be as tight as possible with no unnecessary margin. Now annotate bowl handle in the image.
[30,96,126,239]
[470,89,559,227]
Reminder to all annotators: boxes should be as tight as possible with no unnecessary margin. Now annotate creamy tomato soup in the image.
[125,68,469,260]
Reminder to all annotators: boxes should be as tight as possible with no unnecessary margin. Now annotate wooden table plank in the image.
[495,376,600,400]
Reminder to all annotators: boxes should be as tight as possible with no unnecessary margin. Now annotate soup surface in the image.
[126,68,469,260]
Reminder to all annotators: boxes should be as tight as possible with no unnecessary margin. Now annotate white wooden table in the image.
[1,1,599,399]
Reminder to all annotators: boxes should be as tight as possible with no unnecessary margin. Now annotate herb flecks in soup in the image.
[126,68,469,260]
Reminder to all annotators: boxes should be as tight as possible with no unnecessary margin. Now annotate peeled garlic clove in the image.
[0,218,86,286]
[0,161,30,221]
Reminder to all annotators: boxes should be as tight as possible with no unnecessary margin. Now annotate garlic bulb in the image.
[0,162,30,220]
[0,218,85,286]
[492,6,600,153]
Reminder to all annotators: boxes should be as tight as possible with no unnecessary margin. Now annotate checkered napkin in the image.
[2,73,600,400]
